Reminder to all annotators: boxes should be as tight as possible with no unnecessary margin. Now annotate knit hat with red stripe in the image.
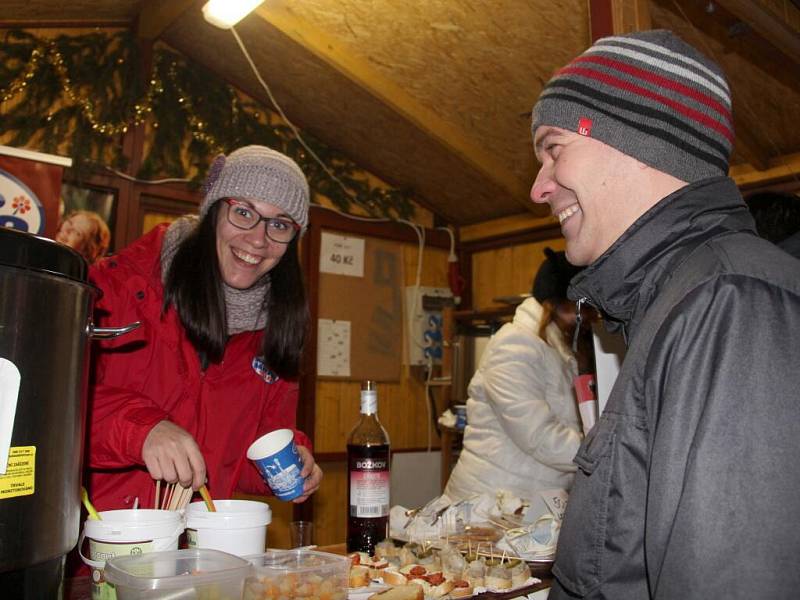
[531,29,733,182]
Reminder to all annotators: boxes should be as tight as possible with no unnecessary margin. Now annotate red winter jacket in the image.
[85,224,311,511]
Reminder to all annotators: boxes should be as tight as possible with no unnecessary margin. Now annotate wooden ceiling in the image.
[3,0,800,225]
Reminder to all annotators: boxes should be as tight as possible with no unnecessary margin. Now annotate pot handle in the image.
[87,321,141,339]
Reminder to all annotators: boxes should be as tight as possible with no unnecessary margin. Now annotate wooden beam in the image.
[733,120,772,172]
[714,0,800,66]
[589,0,652,41]
[136,0,197,42]
[611,0,652,34]
[0,20,130,28]
[658,0,800,98]
[459,212,558,243]
[731,151,800,187]
[253,1,534,214]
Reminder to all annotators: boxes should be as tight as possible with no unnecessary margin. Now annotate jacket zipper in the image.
[572,297,588,353]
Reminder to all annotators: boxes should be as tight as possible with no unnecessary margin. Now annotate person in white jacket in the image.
[445,249,584,518]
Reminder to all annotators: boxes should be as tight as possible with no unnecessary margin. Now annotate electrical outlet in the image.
[404,286,452,365]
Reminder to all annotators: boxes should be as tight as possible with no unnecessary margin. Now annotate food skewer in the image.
[81,486,101,520]
[161,482,175,510]
[199,484,217,512]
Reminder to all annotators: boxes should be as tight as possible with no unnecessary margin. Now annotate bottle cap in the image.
[360,381,377,414]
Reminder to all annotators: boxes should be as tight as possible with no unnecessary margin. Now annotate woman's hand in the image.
[292,444,323,503]
[142,420,207,491]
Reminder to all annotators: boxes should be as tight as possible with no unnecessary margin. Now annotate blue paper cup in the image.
[246,429,305,501]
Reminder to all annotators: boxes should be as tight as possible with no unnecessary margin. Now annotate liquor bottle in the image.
[346,380,391,554]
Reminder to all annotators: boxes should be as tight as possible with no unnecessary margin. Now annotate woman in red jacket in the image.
[85,145,322,511]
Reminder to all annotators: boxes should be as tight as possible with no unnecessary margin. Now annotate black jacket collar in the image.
[568,176,756,339]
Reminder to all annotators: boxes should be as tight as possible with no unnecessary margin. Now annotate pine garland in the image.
[0,29,415,220]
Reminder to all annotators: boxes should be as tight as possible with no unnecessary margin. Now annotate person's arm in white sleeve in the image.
[480,328,582,471]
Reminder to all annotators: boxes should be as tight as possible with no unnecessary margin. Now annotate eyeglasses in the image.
[223,198,301,244]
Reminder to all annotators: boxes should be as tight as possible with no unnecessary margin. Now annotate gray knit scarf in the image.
[161,216,270,335]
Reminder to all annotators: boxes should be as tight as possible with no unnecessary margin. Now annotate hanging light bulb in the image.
[202,0,266,29]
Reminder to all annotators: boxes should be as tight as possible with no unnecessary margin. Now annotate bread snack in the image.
[420,572,454,599]
[380,568,408,586]
[506,558,531,586]
[357,538,536,599]
[349,552,371,566]
[415,549,441,572]
[399,564,427,577]
[349,550,395,584]
[484,561,512,591]
[463,558,485,588]
[367,583,424,600]
[369,558,390,580]
[374,539,400,559]
[349,564,372,588]
[439,547,466,581]
[399,544,420,567]
[449,580,474,599]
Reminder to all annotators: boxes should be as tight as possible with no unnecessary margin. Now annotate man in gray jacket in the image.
[529,29,800,599]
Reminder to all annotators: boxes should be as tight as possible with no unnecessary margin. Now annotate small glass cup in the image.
[289,520,313,548]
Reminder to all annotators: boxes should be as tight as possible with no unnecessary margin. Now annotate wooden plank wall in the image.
[307,242,451,547]
[471,238,566,309]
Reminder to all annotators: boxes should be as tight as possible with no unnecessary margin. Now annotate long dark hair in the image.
[163,202,308,378]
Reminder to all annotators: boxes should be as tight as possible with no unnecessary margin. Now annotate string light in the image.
[164,60,225,153]
[0,30,416,219]
[0,47,40,102]
[40,41,163,136]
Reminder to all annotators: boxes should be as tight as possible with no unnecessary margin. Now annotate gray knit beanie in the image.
[200,145,310,230]
[531,29,733,182]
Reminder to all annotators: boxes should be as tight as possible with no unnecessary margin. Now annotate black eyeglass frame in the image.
[222,198,301,244]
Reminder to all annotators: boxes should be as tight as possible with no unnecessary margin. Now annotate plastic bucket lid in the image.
[185,499,271,529]
[84,509,184,543]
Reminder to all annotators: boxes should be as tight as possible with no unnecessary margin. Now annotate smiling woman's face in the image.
[215,198,290,289]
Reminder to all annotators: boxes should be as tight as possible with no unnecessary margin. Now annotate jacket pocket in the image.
[552,417,616,596]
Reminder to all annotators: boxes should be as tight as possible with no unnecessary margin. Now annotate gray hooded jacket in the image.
[550,176,800,599]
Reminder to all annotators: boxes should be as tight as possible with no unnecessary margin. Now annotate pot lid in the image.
[0,226,88,282]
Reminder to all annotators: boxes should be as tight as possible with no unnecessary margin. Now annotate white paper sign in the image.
[317,319,351,377]
[539,488,569,521]
[319,232,365,277]
[0,358,21,474]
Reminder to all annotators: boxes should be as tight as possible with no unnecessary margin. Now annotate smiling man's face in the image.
[530,126,651,266]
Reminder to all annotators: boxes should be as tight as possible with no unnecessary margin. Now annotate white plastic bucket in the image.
[185,499,271,556]
[79,509,184,600]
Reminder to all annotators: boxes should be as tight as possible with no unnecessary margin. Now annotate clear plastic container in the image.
[244,549,349,600]
[103,548,252,599]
